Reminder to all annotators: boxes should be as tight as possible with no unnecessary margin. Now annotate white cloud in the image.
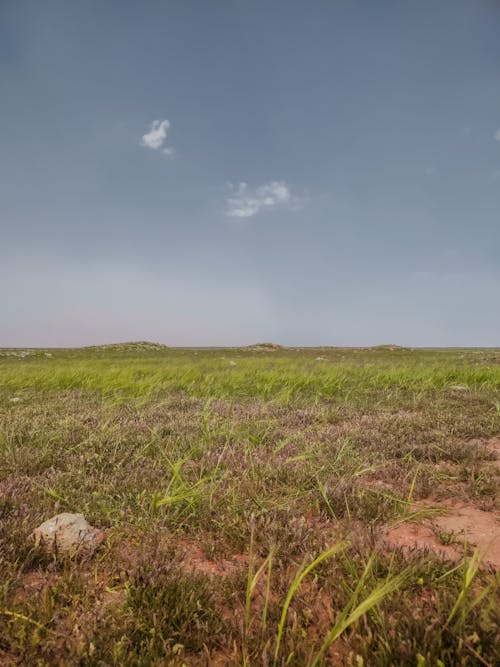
[226,180,291,218]
[141,119,174,155]
[494,128,500,142]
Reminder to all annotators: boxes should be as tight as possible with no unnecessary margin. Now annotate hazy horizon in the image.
[2,341,500,352]
[2,0,500,348]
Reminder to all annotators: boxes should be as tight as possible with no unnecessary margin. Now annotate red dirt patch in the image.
[383,522,461,561]
[12,570,59,605]
[177,540,249,577]
[418,499,500,569]
[383,498,500,570]
[109,536,146,574]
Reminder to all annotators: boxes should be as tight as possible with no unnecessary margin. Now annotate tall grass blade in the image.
[311,571,406,666]
[273,542,346,666]
[445,548,481,627]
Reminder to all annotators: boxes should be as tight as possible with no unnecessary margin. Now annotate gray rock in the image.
[29,513,104,555]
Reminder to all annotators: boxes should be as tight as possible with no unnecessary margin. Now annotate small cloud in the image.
[494,128,500,142]
[226,180,291,218]
[141,119,174,155]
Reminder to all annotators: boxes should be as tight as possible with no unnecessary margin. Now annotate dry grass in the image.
[0,345,499,665]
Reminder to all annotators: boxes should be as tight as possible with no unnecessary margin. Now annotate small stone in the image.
[29,513,104,555]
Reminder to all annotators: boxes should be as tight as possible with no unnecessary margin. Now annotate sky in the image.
[1,0,500,347]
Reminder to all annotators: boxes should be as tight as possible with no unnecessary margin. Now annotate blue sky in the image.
[1,0,500,347]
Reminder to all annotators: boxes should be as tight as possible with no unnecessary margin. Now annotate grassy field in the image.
[0,343,499,665]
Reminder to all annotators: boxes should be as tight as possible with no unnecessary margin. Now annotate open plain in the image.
[0,344,499,665]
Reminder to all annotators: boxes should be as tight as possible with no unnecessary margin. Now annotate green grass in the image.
[0,344,499,665]
[1,347,500,404]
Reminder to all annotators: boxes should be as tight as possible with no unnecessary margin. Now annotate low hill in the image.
[82,341,169,352]
[248,342,284,351]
